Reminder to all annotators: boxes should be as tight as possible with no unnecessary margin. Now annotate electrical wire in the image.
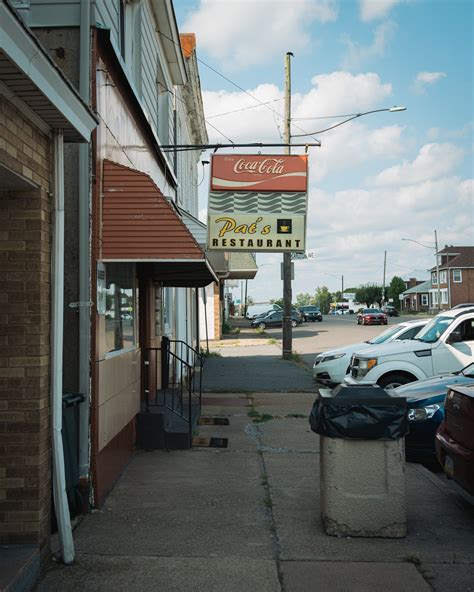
[207,98,284,119]
[157,30,320,142]
[291,108,397,137]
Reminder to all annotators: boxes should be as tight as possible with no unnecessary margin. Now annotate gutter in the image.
[78,0,91,504]
[51,130,74,564]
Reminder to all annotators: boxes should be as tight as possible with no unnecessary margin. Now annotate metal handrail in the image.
[143,338,203,447]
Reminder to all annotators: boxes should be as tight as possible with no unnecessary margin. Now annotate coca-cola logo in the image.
[233,158,285,175]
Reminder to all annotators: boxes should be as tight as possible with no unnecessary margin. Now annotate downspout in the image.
[78,0,91,486]
[51,129,74,564]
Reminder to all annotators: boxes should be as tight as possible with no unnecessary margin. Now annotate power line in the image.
[157,30,320,142]
[207,98,284,119]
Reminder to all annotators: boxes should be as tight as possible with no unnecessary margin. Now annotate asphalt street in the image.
[244,313,431,370]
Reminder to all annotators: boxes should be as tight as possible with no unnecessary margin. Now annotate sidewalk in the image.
[38,336,474,592]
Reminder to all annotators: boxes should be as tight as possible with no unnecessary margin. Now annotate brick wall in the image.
[451,269,474,306]
[0,95,52,547]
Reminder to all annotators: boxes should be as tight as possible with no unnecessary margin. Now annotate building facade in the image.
[0,0,96,569]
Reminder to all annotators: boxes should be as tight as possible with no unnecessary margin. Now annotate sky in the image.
[174,0,474,302]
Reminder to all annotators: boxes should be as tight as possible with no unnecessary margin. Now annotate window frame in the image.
[452,269,462,283]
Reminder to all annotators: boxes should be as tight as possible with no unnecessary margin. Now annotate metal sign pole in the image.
[282,52,293,360]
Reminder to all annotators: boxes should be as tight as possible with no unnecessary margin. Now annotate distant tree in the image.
[355,284,383,307]
[333,290,343,302]
[246,295,255,305]
[295,293,312,306]
[388,276,406,309]
[314,286,332,314]
[270,298,284,308]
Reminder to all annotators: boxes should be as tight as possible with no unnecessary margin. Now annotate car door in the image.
[433,318,474,374]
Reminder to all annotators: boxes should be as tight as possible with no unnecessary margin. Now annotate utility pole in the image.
[341,275,344,298]
[435,230,441,312]
[382,250,387,305]
[282,52,293,359]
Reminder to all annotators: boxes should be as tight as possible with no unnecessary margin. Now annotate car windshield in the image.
[415,316,453,343]
[461,363,474,377]
[368,324,403,344]
[364,309,381,314]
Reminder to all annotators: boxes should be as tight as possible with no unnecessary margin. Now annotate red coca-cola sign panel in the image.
[211,154,308,192]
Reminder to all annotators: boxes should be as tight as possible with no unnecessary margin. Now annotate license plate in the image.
[444,455,454,477]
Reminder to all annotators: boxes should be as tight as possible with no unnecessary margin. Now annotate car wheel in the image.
[377,373,414,390]
[291,319,297,327]
[318,318,322,322]
[258,322,266,329]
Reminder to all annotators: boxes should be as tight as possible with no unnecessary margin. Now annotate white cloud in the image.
[369,142,465,186]
[182,0,338,70]
[246,173,472,301]
[296,71,393,115]
[341,20,397,70]
[359,0,402,21]
[413,71,447,94]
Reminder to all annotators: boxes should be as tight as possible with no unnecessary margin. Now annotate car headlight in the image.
[321,353,346,363]
[357,358,377,377]
[408,404,442,422]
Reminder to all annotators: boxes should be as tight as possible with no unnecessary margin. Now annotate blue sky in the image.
[174,0,473,300]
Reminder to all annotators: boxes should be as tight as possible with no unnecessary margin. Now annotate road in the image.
[260,314,431,369]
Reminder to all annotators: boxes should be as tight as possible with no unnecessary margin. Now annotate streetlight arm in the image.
[401,238,435,249]
[291,106,406,138]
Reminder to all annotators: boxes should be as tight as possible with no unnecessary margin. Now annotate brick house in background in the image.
[429,246,474,310]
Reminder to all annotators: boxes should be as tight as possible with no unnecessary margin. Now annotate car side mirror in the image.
[447,332,463,344]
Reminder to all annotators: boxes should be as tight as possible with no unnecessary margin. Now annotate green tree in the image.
[388,276,406,309]
[314,286,332,314]
[355,284,383,307]
[246,295,255,305]
[295,292,312,306]
[270,298,284,308]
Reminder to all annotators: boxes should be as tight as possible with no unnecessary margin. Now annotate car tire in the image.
[377,373,415,390]
[258,322,266,329]
[318,318,322,322]
[291,319,297,327]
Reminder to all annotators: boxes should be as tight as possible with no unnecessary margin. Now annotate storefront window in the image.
[104,263,137,354]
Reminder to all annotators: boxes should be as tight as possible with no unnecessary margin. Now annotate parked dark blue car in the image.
[393,362,474,465]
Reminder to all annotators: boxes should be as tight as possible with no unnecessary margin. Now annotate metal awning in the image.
[101,160,217,287]
[227,252,258,280]
[0,1,97,142]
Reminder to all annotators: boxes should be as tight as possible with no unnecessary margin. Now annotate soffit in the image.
[0,1,97,142]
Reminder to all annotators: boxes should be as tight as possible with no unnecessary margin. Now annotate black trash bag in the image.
[309,385,408,440]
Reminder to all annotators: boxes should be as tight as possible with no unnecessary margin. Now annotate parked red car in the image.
[356,308,388,326]
[435,384,474,495]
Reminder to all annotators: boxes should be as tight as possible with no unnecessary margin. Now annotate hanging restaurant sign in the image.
[208,213,305,252]
[207,154,308,253]
[210,154,308,192]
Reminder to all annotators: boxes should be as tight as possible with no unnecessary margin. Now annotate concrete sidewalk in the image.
[39,341,474,592]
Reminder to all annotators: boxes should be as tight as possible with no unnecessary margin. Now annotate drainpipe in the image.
[78,0,91,487]
[51,129,74,564]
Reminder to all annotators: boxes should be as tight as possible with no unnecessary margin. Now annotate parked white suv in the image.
[344,307,474,390]
[313,319,428,385]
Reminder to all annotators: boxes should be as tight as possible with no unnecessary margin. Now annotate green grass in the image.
[247,408,274,423]
[267,338,277,344]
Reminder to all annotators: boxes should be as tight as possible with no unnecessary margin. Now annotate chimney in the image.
[180,33,196,58]
[409,278,417,288]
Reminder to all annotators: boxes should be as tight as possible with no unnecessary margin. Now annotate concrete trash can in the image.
[310,385,408,538]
